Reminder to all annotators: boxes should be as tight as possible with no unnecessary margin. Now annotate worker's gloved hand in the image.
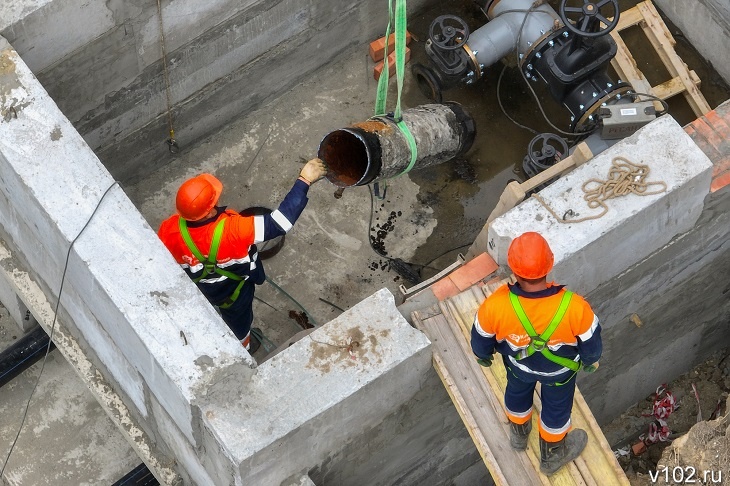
[476,355,493,367]
[299,158,328,185]
[582,362,600,373]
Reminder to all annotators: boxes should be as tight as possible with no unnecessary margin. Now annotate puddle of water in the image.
[397,0,730,277]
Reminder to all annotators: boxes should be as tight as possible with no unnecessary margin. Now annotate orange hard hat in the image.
[176,174,223,221]
[507,232,554,279]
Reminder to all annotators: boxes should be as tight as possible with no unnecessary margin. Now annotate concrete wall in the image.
[0,38,254,485]
[0,0,431,184]
[1,38,480,485]
[581,179,730,423]
[654,0,730,85]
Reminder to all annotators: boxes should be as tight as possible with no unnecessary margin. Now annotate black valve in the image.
[428,15,470,51]
[559,0,620,38]
[522,133,569,188]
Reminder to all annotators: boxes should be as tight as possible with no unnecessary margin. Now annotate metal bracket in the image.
[399,253,466,299]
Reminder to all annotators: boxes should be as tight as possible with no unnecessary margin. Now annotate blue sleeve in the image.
[576,321,602,366]
[255,179,310,242]
[471,321,496,359]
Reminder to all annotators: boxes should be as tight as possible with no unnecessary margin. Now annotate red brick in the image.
[704,110,730,140]
[711,169,730,193]
[369,31,413,62]
[449,253,499,291]
[632,441,647,456]
[373,47,411,81]
[431,277,460,301]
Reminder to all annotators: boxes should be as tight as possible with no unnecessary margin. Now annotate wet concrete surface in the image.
[126,0,729,361]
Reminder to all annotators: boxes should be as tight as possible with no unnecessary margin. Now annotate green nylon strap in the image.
[509,291,582,372]
[178,218,243,284]
[373,0,417,177]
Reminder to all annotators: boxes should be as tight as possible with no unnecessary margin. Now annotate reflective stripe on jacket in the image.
[157,179,310,304]
[471,282,602,377]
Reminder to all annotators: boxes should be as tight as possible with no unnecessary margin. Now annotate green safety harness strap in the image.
[373,0,418,180]
[509,291,582,372]
[178,218,245,309]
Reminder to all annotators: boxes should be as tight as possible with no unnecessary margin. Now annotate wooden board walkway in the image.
[412,279,629,486]
[609,0,711,117]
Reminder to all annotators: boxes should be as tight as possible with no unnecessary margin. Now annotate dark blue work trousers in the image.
[504,357,577,439]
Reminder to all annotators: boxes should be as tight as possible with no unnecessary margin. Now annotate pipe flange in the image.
[519,28,565,68]
[462,44,482,81]
[573,85,632,132]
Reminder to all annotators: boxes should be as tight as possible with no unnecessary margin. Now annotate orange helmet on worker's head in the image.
[176,174,223,221]
[507,232,554,280]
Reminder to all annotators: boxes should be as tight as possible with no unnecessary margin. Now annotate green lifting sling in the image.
[508,291,582,372]
[178,218,245,309]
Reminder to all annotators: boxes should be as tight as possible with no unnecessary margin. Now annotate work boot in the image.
[250,328,262,354]
[509,420,532,450]
[539,429,588,475]
[243,328,262,354]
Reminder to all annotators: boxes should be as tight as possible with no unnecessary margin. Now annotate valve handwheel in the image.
[428,15,470,51]
[527,133,569,167]
[559,0,620,38]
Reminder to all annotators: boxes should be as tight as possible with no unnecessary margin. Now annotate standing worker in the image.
[470,232,602,475]
[158,158,328,353]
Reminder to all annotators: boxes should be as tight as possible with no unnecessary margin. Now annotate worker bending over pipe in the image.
[158,158,327,353]
[471,232,602,475]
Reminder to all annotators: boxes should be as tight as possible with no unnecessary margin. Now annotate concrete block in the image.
[0,38,255,483]
[200,289,432,485]
[487,115,714,295]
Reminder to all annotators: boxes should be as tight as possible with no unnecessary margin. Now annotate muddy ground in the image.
[603,349,730,485]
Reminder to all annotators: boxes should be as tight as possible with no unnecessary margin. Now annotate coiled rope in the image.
[532,156,667,223]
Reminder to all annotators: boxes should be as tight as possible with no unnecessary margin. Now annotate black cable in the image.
[497,64,539,135]
[514,3,591,139]
[1,181,119,478]
[420,243,472,270]
[627,91,670,116]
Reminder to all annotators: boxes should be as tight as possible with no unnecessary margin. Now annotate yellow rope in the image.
[532,156,667,223]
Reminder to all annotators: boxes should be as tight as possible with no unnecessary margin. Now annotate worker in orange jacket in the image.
[470,232,602,475]
[158,158,327,353]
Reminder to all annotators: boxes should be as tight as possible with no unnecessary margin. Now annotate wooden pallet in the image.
[412,279,629,486]
[609,0,711,117]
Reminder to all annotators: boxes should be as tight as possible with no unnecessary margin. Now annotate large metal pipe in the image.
[469,0,561,69]
[0,325,53,388]
[318,102,475,187]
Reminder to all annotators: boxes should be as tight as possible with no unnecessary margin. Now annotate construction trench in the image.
[0,0,729,484]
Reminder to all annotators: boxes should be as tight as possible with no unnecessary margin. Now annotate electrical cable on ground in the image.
[510,2,592,140]
[1,181,119,478]
[264,276,318,327]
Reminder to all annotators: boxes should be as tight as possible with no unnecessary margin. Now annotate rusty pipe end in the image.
[318,127,382,187]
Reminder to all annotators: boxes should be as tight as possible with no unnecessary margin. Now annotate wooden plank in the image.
[614,6,643,31]
[636,0,711,116]
[652,72,700,100]
[414,310,544,485]
[609,32,653,94]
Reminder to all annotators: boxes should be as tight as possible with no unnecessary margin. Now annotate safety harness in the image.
[178,217,245,309]
[509,291,582,372]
